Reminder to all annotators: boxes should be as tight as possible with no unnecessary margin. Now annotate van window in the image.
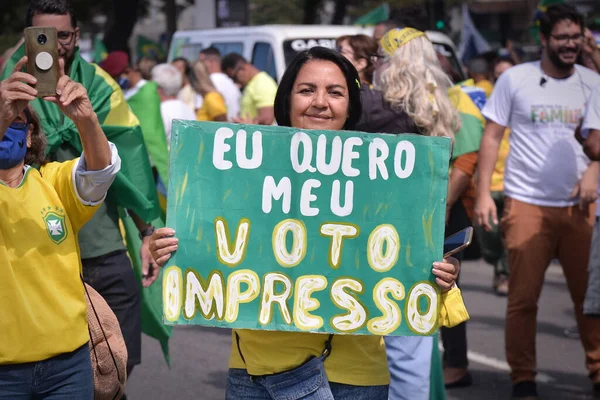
[252,42,277,81]
[169,38,203,62]
[210,42,244,57]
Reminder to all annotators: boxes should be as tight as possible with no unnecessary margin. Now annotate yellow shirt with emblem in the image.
[229,287,469,385]
[0,159,99,364]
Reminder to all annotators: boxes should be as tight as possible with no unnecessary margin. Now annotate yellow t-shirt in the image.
[197,91,228,121]
[0,159,99,364]
[240,72,278,119]
[490,129,511,192]
[228,287,469,385]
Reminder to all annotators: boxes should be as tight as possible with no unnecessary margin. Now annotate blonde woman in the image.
[191,60,228,122]
[357,27,479,398]
[359,28,460,138]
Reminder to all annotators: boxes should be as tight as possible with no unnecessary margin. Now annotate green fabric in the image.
[354,3,390,26]
[137,35,166,60]
[430,334,447,400]
[452,112,484,160]
[121,210,172,366]
[93,35,108,64]
[127,81,169,184]
[1,45,171,363]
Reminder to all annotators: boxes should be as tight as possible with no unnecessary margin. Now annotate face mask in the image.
[0,121,28,170]
[117,77,130,90]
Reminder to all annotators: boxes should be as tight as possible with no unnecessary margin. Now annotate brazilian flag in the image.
[448,83,485,160]
[1,45,172,364]
[126,80,169,186]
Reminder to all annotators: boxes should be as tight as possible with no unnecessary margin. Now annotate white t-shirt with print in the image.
[210,72,241,120]
[581,85,600,216]
[482,61,600,207]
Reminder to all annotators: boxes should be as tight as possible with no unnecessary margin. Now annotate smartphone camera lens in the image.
[37,34,47,45]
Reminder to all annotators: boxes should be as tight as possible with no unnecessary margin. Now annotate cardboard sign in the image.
[163,121,451,336]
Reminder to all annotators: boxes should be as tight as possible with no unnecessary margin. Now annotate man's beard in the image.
[61,52,75,74]
[547,46,580,71]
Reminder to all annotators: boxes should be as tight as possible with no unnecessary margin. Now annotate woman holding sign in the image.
[150,47,467,399]
[0,56,120,398]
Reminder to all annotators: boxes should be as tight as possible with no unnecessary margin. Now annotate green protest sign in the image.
[163,121,451,336]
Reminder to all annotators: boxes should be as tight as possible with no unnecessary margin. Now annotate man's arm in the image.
[584,130,600,161]
[448,152,478,211]
[256,106,274,125]
[474,121,506,230]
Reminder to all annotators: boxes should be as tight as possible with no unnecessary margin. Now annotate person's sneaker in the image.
[512,381,538,399]
[563,325,580,339]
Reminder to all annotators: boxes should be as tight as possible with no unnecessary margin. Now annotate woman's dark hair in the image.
[274,47,362,131]
[336,34,379,85]
[25,106,48,166]
[538,3,584,38]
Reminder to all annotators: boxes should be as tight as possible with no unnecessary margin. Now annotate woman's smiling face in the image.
[289,60,349,131]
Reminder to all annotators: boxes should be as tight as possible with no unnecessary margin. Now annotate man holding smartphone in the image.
[475,4,600,399]
[1,0,170,389]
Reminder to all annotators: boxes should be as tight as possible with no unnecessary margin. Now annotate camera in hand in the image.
[37,34,47,45]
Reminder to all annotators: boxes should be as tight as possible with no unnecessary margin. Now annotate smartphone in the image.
[443,227,474,258]
[24,26,59,97]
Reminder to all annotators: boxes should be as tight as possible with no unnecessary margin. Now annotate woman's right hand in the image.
[0,56,37,131]
[149,228,179,266]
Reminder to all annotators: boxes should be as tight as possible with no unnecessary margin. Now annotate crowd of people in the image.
[1,0,600,399]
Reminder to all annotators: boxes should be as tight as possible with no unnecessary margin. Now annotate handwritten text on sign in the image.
[163,121,451,336]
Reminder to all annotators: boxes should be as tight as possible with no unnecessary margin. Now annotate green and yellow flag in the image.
[126,80,169,185]
[1,45,172,364]
[93,35,108,64]
[136,35,165,61]
[448,83,485,160]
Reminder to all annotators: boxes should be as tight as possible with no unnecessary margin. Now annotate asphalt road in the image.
[127,259,594,400]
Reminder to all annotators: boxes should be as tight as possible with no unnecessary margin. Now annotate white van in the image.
[168,25,465,82]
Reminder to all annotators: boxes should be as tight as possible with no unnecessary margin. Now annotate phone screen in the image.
[443,227,473,257]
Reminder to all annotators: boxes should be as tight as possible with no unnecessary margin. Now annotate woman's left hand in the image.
[433,257,460,292]
[43,58,94,124]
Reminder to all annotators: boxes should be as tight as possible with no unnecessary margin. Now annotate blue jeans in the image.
[0,343,93,400]
[384,336,433,400]
[226,364,389,400]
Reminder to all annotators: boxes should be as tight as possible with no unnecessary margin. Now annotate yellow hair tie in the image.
[380,28,427,57]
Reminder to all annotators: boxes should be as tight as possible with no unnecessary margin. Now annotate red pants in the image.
[502,197,600,383]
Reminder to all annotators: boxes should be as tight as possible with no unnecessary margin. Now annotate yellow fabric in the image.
[0,160,99,364]
[474,79,494,99]
[196,91,228,121]
[93,65,140,128]
[228,288,469,384]
[438,287,470,328]
[380,28,427,56]
[240,72,277,119]
[490,129,511,192]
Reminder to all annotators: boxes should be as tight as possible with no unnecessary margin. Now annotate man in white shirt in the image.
[474,4,600,399]
[151,64,196,148]
[199,47,241,121]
